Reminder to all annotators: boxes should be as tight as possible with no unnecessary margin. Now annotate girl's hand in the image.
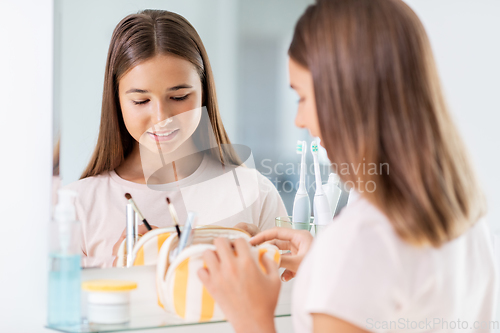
[250,227,313,282]
[234,222,261,237]
[198,237,280,333]
[111,224,158,266]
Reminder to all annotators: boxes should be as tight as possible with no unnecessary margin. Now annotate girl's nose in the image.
[153,101,170,125]
[295,109,306,129]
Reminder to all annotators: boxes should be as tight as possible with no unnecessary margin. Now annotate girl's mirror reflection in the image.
[61,10,287,268]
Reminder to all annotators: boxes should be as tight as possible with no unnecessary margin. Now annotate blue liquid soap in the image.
[47,252,81,327]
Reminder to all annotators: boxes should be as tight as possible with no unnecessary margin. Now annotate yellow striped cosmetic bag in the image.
[116,227,177,267]
[155,227,281,322]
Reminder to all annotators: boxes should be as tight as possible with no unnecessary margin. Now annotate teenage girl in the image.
[198,1,497,332]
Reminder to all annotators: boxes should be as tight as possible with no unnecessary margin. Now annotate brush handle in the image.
[323,183,341,218]
[175,224,182,238]
[128,199,146,222]
[313,194,333,226]
[177,212,196,254]
[168,204,179,225]
[142,219,152,231]
[298,160,307,194]
[299,141,307,190]
[312,154,325,195]
[126,204,136,267]
[293,193,311,224]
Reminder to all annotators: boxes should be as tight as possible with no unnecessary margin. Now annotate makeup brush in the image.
[124,193,152,231]
[166,197,182,238]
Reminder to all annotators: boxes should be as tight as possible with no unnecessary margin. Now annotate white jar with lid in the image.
[82,280,138,324]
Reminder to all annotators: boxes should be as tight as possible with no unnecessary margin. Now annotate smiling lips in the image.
[148,128,180,142]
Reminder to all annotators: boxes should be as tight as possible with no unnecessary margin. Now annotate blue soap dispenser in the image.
[48,189,81,328]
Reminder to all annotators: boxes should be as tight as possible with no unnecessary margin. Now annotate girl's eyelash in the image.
[171,95,188,101]
[132,94,188,105]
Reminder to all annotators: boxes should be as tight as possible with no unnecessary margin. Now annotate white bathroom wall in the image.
[404,0,500,234]
[0,0,53,332]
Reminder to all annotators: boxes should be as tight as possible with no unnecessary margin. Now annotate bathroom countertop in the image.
[47,265,293,333]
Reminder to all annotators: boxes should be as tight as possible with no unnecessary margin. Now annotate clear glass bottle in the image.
[48,189,81,328]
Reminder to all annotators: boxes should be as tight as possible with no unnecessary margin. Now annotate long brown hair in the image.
[289,0,486,247]
[81,9,236,179]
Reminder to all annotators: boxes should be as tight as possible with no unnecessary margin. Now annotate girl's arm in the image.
[312,313,370,333]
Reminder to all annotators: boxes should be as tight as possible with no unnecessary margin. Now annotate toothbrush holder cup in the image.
[275,216,314,231]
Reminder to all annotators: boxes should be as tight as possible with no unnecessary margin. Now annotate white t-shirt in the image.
[293,194,497,333]
[65,153,287,267]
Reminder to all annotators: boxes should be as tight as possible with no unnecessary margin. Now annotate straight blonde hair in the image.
[289,0,486,247]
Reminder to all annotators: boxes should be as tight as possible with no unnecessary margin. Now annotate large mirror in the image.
[52,0,349,269]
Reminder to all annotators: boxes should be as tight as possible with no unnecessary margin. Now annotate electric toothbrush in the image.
[311,141,333,225]
[292,140,311,226]
[322,173,342,218]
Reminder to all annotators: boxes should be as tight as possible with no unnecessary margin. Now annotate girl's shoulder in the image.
[315,195,399,256]
[204,154,276,192]
[63,171,115,194]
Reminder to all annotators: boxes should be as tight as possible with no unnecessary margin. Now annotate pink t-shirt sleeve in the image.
[257,175,288,231]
